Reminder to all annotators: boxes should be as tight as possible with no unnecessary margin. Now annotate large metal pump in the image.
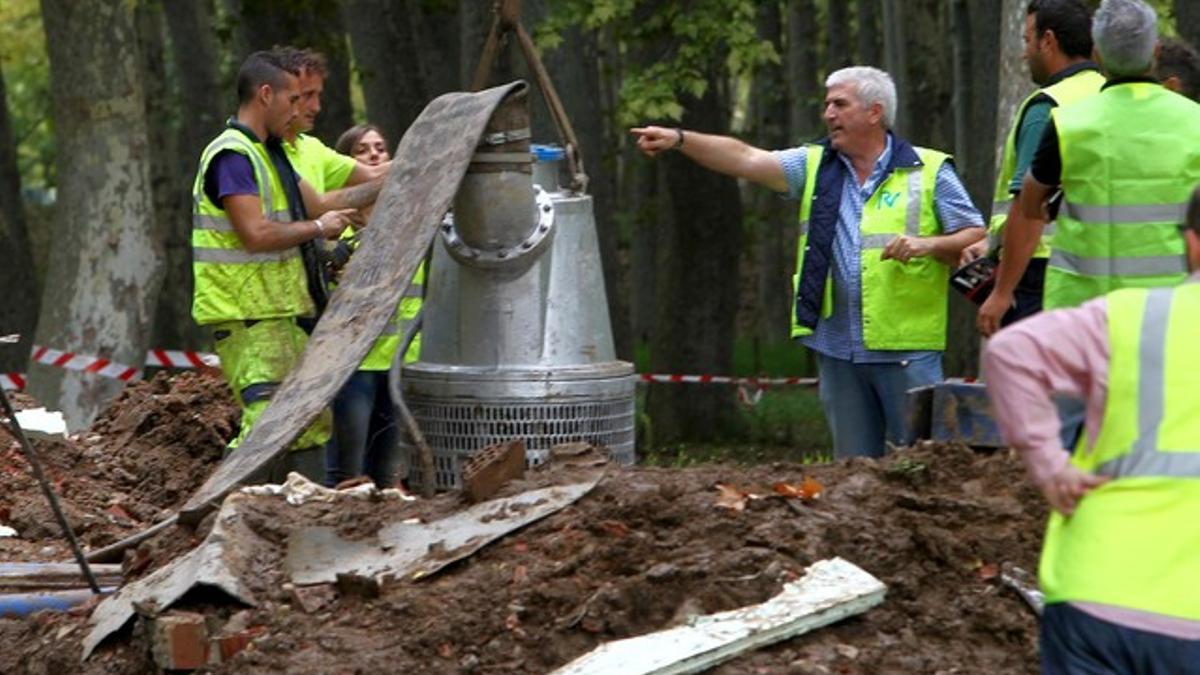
[400,91,635,489]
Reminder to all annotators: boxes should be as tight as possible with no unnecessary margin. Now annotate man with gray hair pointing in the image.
[633,66,985,459]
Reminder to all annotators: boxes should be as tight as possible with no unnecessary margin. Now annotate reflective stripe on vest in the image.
[1038,283,1200,621]
[988,69,1104,260]
[1045,83,1200,309]
[191,128,313,325]
[1095,287,1200,478]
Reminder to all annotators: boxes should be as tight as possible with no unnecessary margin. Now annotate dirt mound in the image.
[0,440,1046,674]
[0,372,237,561]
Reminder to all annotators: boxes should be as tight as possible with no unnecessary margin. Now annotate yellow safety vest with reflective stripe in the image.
[191,128,313,325]
[1039,283,1200,620]
[790,144,951,350]
[1044,83,1200,309]
[283,133,356,194]
[988,68,1104,257]
[360,257,425,371]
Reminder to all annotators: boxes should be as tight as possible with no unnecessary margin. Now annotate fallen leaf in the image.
[978,563,999,581]
[599,520,629,538]
[505,613,521,630]
[714,484,748,511]
[773,477,824,503]
[437,642,454,658]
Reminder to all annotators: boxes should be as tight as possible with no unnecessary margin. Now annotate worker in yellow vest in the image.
[963,0,1103,329]
[191,52,379,482]
[633,66,985,459]
[982,183,1200,673]
[978,0,1200,335]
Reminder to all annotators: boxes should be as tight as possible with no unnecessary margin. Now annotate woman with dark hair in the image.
[326,124,425,488]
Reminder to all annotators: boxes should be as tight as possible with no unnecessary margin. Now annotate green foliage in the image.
[0,0,54,189]
[536,0,778,125]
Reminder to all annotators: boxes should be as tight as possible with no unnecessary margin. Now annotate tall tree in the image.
[139,0,206,352]
[344,0,459,148]
[0,66,37,373]
[826,0,852,72]
[880,0,910,132]
[163,0,226,166]
[857,0,883,66]
[1176,0,1200,50]
[748,0,792,346]
[31,0,162,428]
[788,0,821,141]
[226,0,355,144]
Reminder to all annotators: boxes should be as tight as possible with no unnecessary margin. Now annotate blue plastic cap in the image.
[530,144,566,162]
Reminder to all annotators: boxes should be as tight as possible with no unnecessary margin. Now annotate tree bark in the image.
[826,0,852,72]
[787,0,821,142]
[648,73,743,443]
[897,0,953,149]
[31,0,162,429]
[229,0,355,144]
[749,1,792,347]
[0,66,38,373]
[857,0,883,66]
[139,0,207,353]
[880,0,910,134]
[343,0,459,147]
[1176,0,1200,50]
[163,0,226,168]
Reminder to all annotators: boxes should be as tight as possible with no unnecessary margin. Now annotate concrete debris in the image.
[550,558,886,675]
[0,526,15,538]
[286,468,604,586]
[14,407,68,439]
[239,471,416,505]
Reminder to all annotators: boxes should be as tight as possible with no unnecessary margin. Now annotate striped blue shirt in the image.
[776,134,983,363]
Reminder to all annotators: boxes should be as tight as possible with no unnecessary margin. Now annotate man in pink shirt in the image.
[983,184,1200,673]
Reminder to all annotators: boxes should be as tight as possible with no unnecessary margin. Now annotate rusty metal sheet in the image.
[179,82,528,523]
[83,494,263,659]
[285,467,602,586]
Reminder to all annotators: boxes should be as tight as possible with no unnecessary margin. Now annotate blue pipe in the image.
[0,588,115,617]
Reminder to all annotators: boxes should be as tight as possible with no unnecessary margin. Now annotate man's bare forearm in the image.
[994,175,1052,297]
[924,226,986,267]
[321,177,383,212]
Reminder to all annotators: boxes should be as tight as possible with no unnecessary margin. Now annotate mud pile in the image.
[0,372,238,561]
[1,438,1046,674]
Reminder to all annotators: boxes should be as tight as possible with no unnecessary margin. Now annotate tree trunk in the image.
[880,0,910,133]
[749,1,791,347]
[898,0,953,149]
[31,0,162,429]
[230,0,355,144]
[648,74,743,443]
[1176,0,1200,50]
[139,0,206,353]
[461,0,520,90]
[787,0,821,142]
[826,0,852,72]
[857,0,882,66]
[0,67,37,373]
[163,0,226,168]
[995,0,1033,181]
[344,0,431,147]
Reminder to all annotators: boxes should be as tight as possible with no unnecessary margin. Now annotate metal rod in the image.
[0,388,102,594]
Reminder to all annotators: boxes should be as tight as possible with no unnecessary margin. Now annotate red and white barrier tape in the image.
[638,373,818,387]
[2,347,220,391]
[31,345,141,382]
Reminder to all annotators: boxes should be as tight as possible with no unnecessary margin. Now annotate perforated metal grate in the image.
[401,395,635,490]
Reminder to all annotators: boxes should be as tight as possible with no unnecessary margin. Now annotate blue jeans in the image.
[1041,603,1200,675]
[327,371,400,487]
[816,352,943,459]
